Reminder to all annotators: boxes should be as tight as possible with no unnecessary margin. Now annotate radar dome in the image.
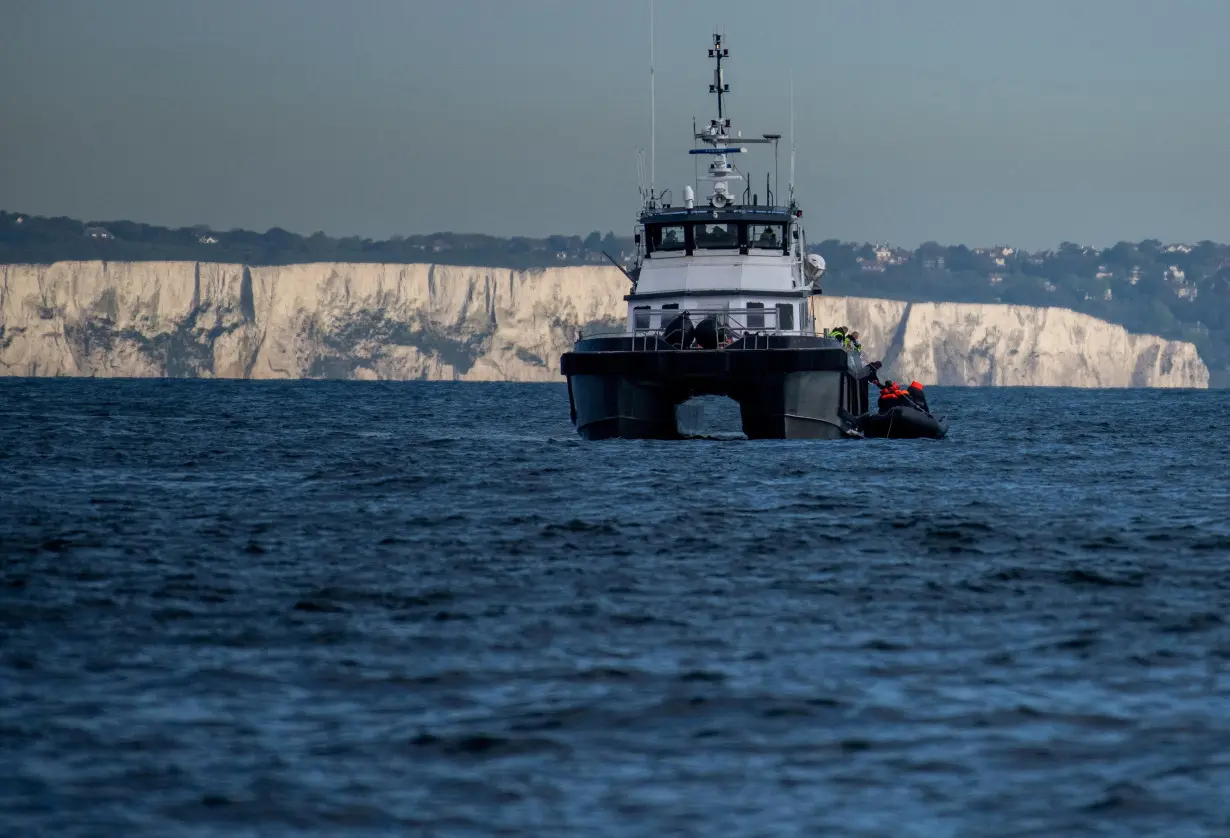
[805,253,826,280]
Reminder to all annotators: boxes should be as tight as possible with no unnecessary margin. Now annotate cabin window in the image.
[633,305,651,329]
[648,224,687,253]
[748,224,785,252]
[746,302,765,330]
[693,222,739,250]
[777,303,794,331]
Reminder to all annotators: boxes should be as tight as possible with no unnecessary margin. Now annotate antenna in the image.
[636,147,646,204]
[693,116,699,197]
[789,73,795,205]
[788,1,796,205]
[649,0,655,207]
[763,133,781,205]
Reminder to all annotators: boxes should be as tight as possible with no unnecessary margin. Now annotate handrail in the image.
[637,306,789,334]
[578,306,856,352]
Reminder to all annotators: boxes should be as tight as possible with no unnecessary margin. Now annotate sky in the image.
[2,0,1228,250]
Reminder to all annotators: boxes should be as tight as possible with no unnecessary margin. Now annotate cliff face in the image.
[0,261,1209,387]
[0,261,626,382]
[811,297,1209,388]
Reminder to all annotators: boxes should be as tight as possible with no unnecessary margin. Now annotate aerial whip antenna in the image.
[636,147,646,205]
[692,116,699,196]
[649,0,656,207]
[789,75,795,205]
[788,0,796,205]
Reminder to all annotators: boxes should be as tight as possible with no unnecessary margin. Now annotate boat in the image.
[856,405,949,440]
[560,33,881,440]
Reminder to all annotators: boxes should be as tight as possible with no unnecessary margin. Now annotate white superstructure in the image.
[623,34,825,339]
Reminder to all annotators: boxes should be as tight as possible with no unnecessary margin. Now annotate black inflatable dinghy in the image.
[661,313,694,349]
[858,405,948,440]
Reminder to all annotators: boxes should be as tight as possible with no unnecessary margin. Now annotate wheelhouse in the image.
[639,209,798,258]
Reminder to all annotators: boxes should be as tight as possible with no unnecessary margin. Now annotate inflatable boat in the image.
[857,405,948,440]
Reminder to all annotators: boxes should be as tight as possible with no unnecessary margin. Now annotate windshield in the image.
[693,222,738,250]
[648,224,686,253]
[748,223,784,251]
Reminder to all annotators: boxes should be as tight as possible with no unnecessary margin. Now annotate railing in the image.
[591,307,831,351]
[576,312,865,361]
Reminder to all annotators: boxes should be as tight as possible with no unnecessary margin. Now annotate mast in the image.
[707,33,730,125]
[689,33,743,208]
[686,33,784,209]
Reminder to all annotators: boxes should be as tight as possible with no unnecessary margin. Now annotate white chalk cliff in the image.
[811,296,1209,388]
[0,261,1208,387]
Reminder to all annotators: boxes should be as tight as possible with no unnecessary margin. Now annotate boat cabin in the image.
[625,205,814,338]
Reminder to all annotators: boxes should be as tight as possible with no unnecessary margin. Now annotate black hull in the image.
[561,335,876,441]
[857,406,948,440]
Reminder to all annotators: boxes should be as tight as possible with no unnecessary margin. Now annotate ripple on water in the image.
[2,381,1230,835]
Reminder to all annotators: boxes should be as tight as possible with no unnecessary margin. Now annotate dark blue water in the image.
[3,380,1230,837]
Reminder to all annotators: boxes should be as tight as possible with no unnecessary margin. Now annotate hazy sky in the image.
[2,0,1228,249]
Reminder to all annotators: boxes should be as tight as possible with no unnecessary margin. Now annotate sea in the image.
[2,379,1229,838]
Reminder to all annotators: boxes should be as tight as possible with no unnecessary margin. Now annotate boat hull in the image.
[561,337,874,440]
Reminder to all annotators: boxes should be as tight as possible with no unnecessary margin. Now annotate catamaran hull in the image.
[561,340,872,440]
